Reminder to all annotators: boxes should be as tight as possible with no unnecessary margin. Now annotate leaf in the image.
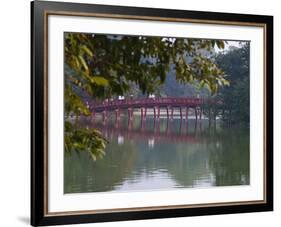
[199,80,205,89]
[73,56,80,69]
[223,80,230,86]
[216,41,225,49]
[91,76,109,87]
[78,55,88,71]
[219,77,230,86]
[81,45,93,57]
[90,153,97,161]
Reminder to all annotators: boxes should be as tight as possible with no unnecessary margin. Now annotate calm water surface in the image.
[64,116,249,193]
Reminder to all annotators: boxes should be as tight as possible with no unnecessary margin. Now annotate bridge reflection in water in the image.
[95,119,202,146]
[80,113,203,149]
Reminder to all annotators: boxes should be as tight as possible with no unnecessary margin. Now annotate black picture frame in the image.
[31,0,273,226]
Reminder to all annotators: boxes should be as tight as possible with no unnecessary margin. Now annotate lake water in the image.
[64,115,249,194]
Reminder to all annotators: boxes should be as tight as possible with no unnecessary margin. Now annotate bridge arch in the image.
[89,97,207,122]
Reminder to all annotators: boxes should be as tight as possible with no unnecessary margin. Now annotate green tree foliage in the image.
[65,33,228,103]
[64,33,229,159]
[64,121,108,161]
[215,43,250,125]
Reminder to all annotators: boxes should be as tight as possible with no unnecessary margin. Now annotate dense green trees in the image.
[215,43,250,126]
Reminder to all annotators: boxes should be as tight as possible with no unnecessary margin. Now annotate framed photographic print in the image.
[31,0,273,226]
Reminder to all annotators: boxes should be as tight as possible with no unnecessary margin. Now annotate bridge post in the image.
[141,108,144,120]
[195,108,198,121]
[185,107,189,122]
[153,107,156,119]
[180,107,182,120]
[171,107,174,120]
[157,106,160,120]
[199,107,202,121]
[166,107,169,119]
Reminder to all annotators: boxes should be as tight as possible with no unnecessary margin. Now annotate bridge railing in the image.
[88,97,211,110]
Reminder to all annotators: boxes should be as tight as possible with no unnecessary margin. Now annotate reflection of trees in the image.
[159,127,249,187]
[206,127,250,186]
[136,142,212,187]
[64,140,137,193]
[165,144,213,187]
[65,119,250,193]
[130,123,249,188]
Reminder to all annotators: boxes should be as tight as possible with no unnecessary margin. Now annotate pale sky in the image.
[215,40,246,53]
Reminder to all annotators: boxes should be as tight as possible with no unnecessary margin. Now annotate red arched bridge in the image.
[88,97,213,121]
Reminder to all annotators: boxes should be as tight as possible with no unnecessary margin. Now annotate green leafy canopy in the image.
[64,33,229,105]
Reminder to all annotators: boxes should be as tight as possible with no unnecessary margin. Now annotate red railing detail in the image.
[89,97,209,112]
